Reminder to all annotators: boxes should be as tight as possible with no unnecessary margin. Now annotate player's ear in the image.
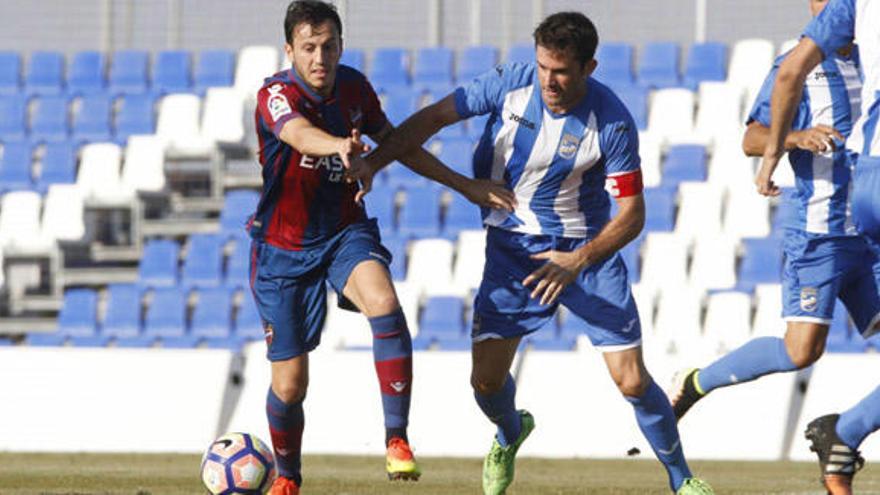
[284,43,294,65]
[583,59,598,78]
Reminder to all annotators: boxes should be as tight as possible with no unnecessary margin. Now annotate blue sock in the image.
[837,385,880,449]
[474,374,522,447]
[626,380,692,492]
[369,309,413,444]
[697,337,797,394]
[266,388,304,485]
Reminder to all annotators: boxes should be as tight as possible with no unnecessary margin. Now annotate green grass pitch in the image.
[1,453,879,494]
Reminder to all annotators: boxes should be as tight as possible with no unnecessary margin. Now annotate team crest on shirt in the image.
[267,84,292,121]
[557,133,581,160]
[800,287,818,312]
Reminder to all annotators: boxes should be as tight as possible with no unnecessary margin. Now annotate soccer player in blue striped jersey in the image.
[356,11,713,495]
[754,0,880,493]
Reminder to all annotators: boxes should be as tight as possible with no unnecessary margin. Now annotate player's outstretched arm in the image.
[278,118,369,169]
[743,122,843,157]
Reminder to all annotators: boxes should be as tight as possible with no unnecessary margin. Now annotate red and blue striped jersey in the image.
[250,65,388,250]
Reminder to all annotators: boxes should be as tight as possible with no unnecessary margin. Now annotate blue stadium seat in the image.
[457,45,497,84]
[383,236,407,281]
[192,287,233,339]
[737,237,783,293]
[0,141,33,192]
[662,145,707,186]
[339,49,365,73]
[109,50,149,95]
[58,288,98,338]
[558,309,587,339]
[369,48,409,92]
[25,51,64,96]
[115,94,156,144]
[593,43,634,89]
[643,187,676,231]
[0,94,26,141]
[153,50,191,95]
[366,184,397,232]
[614,85,648,130]
[415,296,465,349]
[30,95,70,143]
[398,190,441,238]
[69,335,111,347]
[414,47,453,91]
[26,333,67,346]
[72,94,112,143]
[101,284,142,339]
[204,336,247,351]
[637,42,680,89]
[234,291,264,340]
[225,233,251,289]
[181,233,225,289]
[386,162,426,188]
[0,52,22,94]
[67,51,106,96]
[382,87,419,126]
[506,44,534,64]
[220,189,260,237]
[444,194,482,237]
[161,335,200,349]
[683,42,727,90]
[827,301,867,353]
[114,335,156,348]
[620,235,644,283]
[138,239,180,288]
[194,50,235,95]
[438,138,472,177]
[144,287,187,338]
[467,113,490,140]
[35,142,76,193]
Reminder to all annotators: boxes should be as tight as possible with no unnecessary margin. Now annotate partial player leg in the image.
[343,259,419,480]
[472,336,534,495]
[267,355,308,493]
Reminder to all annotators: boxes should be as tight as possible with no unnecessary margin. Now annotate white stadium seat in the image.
[724,188,771,239]
[727,39,775,122]
[675,181,724,242]
[693,81,745,146]
[703,291,752,355]
[707,137,755,191]
[630,282,655,338]
[640,232,690,298]
[76,143,131,205]
[201,87,246,145]
[0,190,49,253]
[778,38,799,55]
[121,135,166,194]
[773,154,797,188]
[647,88,697,144]
[689,235,737,292]
[653,287,706,356]
[752,283,785,337]
[235,46,280,100]
[407,238,456,296]
[40,184,85,244]
[156,94,212,157]
[451,229,486,294]
[638,132,662,188]
[393,281,422,337]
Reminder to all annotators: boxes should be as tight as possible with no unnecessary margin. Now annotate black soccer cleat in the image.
[805,414,864,494]
[670,368,705,421]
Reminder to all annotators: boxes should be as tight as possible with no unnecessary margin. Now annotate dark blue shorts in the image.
[472,227,641,351]
[249,219,392,361]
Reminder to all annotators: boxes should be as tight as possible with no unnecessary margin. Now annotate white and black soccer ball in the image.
[201,432,276,494]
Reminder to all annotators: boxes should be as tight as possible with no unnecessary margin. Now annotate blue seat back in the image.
[414,47,453,88]
[68,51,106,95]
[506,44,534,64]
[420,296,465,335]
[102,284,142,338]
[181,233,224,289]
[662,145,707,186]
[0,141,33,190]
[192,288,232,338]
[153,50,191,94]
[457,45,497,83]
[110,50,149,95]
[0,52,22,94]
[220,189,260,236]
[594,43,634,88]
[638,42,680,88]
[339,49,365,73]
[684,42,727,89]
[194,50,235,94]
[138,239,180,288]
[25,51,64,95]
[37,142,76,190]
[58,288,98,337]
[145,287,187,337]
[30,96,70,142]
[369,48,409,91]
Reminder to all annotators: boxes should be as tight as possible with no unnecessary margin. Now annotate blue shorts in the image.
[782,229,880,336]
[249,219,392,361]
[472,227,641,351]
[853,156,880,240]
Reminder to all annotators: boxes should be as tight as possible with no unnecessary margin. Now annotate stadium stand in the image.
[67,51,105,96]
[25,51,65,96]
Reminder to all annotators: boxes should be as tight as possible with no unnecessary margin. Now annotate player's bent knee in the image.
[788,344,824,369]
[613,374,649,398]
[272,379,308,404]
[360,292,400,317]
[470,374,506,396]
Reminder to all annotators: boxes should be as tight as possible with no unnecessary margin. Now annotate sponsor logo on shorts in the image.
[263,323,274,346]
[621,317,638,333]
[800,287,818,312]
[557,132,581,160]
[266,84,292,122]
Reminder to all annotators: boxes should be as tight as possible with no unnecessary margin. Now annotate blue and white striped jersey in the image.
[748,50,862,236]
[453,63,642,239]
[805,0,880,160]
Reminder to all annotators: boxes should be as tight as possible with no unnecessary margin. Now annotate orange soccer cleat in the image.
[386,437,421,481]
[268,476,300,495]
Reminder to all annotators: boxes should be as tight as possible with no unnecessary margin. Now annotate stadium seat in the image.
[383,236,407,281]
[201,87,245,145]
[115,334,157,349]
[593,43,634,89]
[0,190,46,252]
[506,44,534,64]
[193,50,235,95]
[234,290,263,340]
[386,161,426,187]
[444,194,482,237]
[662,145,707,186]
[408,238,458,297]
[703,291,752,353]
[724,188,770,239]
[220,189,260,237]
[693,82,744,145]
[683,42,727,90]
[727,39,775,111]
[416,296,465,348]
[752,283,784,336]
[181,233,225,289]
[451,229,485,294]
[826,301,867,353]
[153,50,192,94]
[689,236,737,292]
[737,237,783,293]
[457,45,497,84]
[0,51,21,94]
[675,181,723,242]
[0,141,33,192]
[382,87,419,126]
[26,333,66,346]
[0,94,27,141]
[161,335,200,349]
[203,336,246,351]
[144,287,188,338]
[413,47,453,91]
[643,187,675,232]
[620,235,643,283]
[76,142,130,205]
[191,287,233,339]
[778,38,799,55]
[57,288,98,338]
[654,287,706,354]
[40,184,85,244]
[156,93,210,156]
[639,132,662,187]
[115,94,156,144]
[225,233,250,289]
[467,113,489,140]
[35,142,76,193]
[647,88,696,143]
[339,49,365,72]
[638,42,680,89]
[72,94,113,143]
[707,137,754,190]
[30,95,70,143]
[25,51,64,96]
[437,138,473,177]
[614,85,648,130]
[234,46,279,98]
[67,51,106,96]
[69,335,112,347]
[138,239,180,288]
[398,190,441,239]
[557,306,587,339]
[101,284,142,339]
[366,183,397,233]
[109,50,149,95]
[640,232,690,297]
[121,135,166,195]
[369,48,410,92]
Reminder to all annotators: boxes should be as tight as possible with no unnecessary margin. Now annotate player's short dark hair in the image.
[533,12,598,67]
[284,0,343,44]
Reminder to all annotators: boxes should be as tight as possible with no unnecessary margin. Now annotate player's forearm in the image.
[767,58,811,160]
[397,147,470,193]
[574,200,645,269]
[368,117,444,172]
[743,124,800,157]
[280,121,348,157]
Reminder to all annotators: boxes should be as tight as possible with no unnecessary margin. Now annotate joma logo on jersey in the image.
[509,112,535,129]
[813,71,840,81]
[300,154,345,182]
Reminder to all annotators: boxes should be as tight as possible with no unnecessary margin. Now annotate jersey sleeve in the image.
[360,77,389,135]
[453,63,529,119]
[803,0,856,59]
[256,82,302,138]
[746,63,811,131]
[600,102,643,198]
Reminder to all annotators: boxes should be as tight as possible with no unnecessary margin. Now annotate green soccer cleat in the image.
[676,477,715,494]
[482,410,535,495]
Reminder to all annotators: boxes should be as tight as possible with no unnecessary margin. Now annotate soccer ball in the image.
[201,432,276,494]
